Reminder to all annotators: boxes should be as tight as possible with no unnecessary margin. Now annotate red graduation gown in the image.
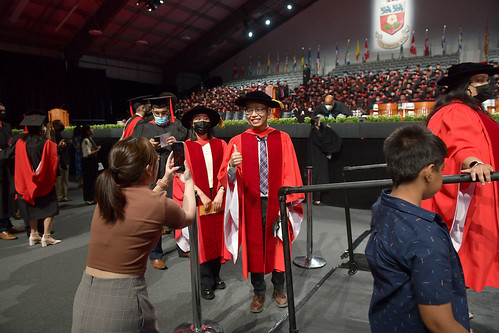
[173,137,231,264]
[15,139,58,205]
[422,102,499,291]
[120,114,143,139]
[218,127,304,278]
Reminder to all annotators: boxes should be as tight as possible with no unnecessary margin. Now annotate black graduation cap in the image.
[20,110,47,127]
[127,95,153,116]
[147,93,177,119]
[148,92,177,108]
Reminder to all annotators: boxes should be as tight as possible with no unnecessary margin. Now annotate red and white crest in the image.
[379,1,405,35]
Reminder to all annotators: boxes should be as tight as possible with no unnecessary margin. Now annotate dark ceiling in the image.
[0,0,316,78]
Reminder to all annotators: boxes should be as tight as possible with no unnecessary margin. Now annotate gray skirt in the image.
[72,272,159,333]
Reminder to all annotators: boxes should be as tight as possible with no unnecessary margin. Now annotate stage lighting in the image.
[287,4,293,10]
[265,19,271,25]
[248,31,253,38]
[136,0,162,11]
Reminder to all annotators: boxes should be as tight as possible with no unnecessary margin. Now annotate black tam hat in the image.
[20,109,47,127]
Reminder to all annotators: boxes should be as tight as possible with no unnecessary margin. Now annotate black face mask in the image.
[472,83,494,103]
[0,113,5,121]
[193,121,211,135]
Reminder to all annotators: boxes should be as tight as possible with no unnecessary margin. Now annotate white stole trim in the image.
[224,171,240,263]
[450,183,475,252]
[175,227,190,252]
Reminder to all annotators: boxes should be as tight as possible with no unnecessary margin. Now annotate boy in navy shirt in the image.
[365,125,469,332]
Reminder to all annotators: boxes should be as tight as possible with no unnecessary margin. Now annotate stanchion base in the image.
[293,256,326,269]
[174,320,223,333]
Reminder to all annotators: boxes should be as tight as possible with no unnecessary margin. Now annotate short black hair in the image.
[384,125,447,187]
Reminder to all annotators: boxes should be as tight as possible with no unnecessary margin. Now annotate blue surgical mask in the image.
[154,116,169,126]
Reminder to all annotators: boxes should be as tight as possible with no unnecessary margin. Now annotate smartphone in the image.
[172,141,185,172]
[153,135,161,142]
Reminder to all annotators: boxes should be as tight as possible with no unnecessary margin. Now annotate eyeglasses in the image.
[245,107,267,116]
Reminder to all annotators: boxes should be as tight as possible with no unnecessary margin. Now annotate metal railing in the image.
[277,172,499,333]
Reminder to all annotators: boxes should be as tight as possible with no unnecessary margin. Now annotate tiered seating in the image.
[330,53,460,77]
[228,71,303,90]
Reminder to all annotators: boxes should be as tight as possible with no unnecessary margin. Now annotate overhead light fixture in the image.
[136,40,148,45]
[287,4,293,10]
[265,19,271,26]
[248,31,253,38]
[136,0,162,11]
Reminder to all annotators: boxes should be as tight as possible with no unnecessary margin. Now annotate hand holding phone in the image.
[172,141,185,172]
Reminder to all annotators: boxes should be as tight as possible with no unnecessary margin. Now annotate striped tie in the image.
[258,136,268,195]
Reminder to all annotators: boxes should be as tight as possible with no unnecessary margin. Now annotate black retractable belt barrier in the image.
[174,212,223,333]
[293,166,326,269]
[278,172,499,333]
[341,163,387,275]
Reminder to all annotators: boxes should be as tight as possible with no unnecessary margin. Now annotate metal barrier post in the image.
[280,196,298,333]
[174,212,223,333]
[293,166,326,269]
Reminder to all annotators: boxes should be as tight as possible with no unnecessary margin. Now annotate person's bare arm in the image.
[418,303,468,333]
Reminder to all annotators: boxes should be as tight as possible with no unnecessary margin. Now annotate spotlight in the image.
[136,0,162,11]
[248,31,253,38]
[287,4,293,10]
[265,19,271,25]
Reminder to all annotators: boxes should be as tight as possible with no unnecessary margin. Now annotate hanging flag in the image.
[484,23,489,58]
[257,56,261,75]
[276,53,280,73]
[442,25,446,55]
[301,47,304,70]
[307,48,311,66]
[356,40,360,61]
[316,45,320,74]
[293,52,297,72]
[410,31,417,55]
[266,53,270,75]
[364,39,369,62]
[335,43,339,66]
[458,26,463,54]
[241,64,244,79]
[424,29,430,56]
[345,39,350,65]
[233,61,237,78]
[284,53,288,73]
[248,56,252,78]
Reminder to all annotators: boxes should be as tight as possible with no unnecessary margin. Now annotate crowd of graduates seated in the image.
[177,62,499,119]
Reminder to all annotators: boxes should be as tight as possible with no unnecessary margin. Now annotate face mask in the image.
[193,121,211,134]
[0,113,5,121]
[376,97,380,101]
[472,83,494,103]
[325,105,333,111]
[154,116,169,126]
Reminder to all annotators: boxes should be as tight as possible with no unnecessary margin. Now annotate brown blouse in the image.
[86,185,185,275]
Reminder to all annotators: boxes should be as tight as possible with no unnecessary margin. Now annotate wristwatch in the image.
[469,161,483,168]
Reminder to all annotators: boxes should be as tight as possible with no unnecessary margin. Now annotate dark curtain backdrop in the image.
[108,78,168,123]
[0,51,67,127]
[0,50,170,127]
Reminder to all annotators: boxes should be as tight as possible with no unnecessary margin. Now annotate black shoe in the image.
[215,280,226,290]
[201,288,215,300]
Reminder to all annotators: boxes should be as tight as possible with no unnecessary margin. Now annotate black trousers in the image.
[200,258,222,290]
[250,197,285,295]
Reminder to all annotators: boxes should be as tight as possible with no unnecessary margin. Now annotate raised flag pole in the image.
[174,209,223,333]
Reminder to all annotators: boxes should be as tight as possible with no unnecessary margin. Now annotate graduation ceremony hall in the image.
[1,0,499,332]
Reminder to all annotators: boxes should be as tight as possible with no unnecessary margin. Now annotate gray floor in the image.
[0,182,498,333]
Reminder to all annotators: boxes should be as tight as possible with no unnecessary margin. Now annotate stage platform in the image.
[0,182,498,332]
